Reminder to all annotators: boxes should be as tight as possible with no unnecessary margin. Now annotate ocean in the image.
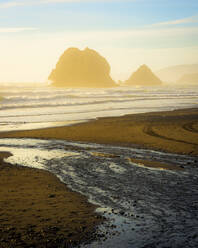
[0,84,198,132]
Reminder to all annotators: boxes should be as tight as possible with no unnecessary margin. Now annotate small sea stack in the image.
[125,64,163,86]
[49,47,116,88]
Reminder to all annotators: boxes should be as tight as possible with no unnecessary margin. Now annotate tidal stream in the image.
[0,138,198,248]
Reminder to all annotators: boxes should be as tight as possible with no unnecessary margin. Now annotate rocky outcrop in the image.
[125,65,162,86]
[49,47,116,88]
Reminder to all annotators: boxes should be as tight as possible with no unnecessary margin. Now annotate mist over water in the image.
[0,84,198,131]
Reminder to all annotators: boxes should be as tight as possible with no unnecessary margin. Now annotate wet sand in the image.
[0,152,103,248]
[0,108,198,247]
[1,108,198,155]
[128,158,183,171]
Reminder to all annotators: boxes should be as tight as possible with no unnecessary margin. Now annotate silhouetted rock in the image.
[177,73,198,84]
[49,47,116,88]
[125,65,162,86]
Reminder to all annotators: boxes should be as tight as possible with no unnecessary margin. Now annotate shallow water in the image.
[1,84,198,131]
[0,138,198,248]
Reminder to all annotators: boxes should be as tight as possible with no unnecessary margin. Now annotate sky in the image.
[0,0,198,82]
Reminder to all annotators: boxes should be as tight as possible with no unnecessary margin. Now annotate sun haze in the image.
[0,0,198,83]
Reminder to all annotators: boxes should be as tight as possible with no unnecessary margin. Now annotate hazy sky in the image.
[0,0,198,82]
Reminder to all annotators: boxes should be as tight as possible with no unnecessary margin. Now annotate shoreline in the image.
[1,108,198,155]
[0,107,198,246]
[0,152,103,247]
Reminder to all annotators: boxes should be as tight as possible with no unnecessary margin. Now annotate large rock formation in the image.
[177,73,198,84]
[125,65,162,86]
[49,47,116,88]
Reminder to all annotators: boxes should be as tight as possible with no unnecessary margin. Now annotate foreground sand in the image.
[0,108,198,247]
[0,152,102,248]
[1,108,198,155]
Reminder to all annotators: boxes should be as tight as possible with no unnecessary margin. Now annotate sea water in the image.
[0,83,198,131]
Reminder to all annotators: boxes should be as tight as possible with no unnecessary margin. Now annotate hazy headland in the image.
[156,64,198,83]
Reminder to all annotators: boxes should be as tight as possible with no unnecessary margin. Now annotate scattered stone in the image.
[48,194,56,198]
[119,211,125,216]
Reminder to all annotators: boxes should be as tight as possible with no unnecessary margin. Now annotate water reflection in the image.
[0,138,198,248]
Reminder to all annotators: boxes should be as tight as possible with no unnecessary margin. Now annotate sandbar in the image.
[1,108,198,155]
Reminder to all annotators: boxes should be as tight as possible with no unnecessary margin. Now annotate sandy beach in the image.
[1,108,198,155]
[0,152,103,247]
[0,108,198,247]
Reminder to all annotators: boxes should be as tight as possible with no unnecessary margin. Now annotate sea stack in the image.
[49,47,116,88]
[125,65,162,86]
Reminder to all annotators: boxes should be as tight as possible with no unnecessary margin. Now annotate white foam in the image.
[109,162,126,174]
[1,85,198,132]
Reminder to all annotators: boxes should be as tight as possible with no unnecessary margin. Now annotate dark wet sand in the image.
[1,108,198,155]
[0,108,198,247]
[0,152,103,248]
